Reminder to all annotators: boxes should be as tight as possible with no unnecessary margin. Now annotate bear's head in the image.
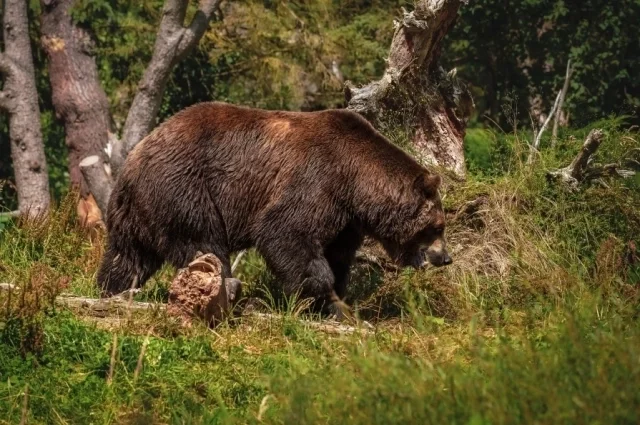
[381,172,452,269]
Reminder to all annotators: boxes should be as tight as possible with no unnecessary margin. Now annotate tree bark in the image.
[0,0,51,218]
[40,0,115,224]
[344,0,472,178]
[40,0,114,197]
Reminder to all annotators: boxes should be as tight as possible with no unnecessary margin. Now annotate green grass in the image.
[0,120,639,424]
[0,297,638,424]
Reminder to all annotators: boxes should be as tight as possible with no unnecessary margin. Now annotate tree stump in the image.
[167,253,242,328]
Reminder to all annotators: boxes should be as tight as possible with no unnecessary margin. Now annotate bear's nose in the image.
[442,253,452,266]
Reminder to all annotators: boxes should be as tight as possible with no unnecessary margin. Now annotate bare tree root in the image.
[547,129,639,191]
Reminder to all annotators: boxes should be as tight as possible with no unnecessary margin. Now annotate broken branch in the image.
[0,52,18,77]
[547,129,607,190]
[0,90,14,111]
[566,129,605,181]
[79,155,114,215]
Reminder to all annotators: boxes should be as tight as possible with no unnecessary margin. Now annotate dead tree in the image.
[0,0,51,218]
[40,0,224,221]
[547,129,640,191]
[345,0,473,178]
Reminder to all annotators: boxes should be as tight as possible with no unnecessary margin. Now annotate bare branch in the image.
[55,293,161,317]
[0,211,20,219]
[79,155,114,214]
[528,90,562,164]
[177,0,223,54]
[54,294,373,335]
[231,249,247,274]
[0,282,18,291]
[552,59,574,144]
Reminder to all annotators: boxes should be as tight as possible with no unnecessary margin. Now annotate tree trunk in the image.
[40,0,224,222]
[0,0,50,217]
[40,0,114,224]
[345,0,472,178]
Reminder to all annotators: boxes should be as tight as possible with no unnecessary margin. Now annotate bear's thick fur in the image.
[97,102,450,312]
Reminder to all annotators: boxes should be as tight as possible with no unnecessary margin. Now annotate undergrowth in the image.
[0,119,638,423]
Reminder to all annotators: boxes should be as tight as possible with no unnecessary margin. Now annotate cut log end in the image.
[79,155,113,216]
[79,155,101,167]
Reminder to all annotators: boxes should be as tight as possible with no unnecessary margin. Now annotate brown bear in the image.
[97,102,451,314]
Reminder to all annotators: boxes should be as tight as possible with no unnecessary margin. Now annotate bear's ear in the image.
[414,173,441,197]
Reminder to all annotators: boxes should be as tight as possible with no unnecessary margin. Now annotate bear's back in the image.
[124,101,426,191]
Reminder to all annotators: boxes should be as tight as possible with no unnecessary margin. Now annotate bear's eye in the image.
[432,224,445,235]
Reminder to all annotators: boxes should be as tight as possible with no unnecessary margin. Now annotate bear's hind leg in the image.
[257,239,341,316]
[97,243,162,297]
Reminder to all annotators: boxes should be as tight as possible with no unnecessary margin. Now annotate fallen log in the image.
[52,294,372,335]
[54,293,163,317]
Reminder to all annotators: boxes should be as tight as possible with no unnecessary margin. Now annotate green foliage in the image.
[444,0,640,127]
[1,291,639,423]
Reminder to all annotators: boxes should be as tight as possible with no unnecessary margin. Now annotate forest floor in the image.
[1,123,639,424]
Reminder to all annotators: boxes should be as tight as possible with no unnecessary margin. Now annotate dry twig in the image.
[529,90,563,163]
[552,59,574,144]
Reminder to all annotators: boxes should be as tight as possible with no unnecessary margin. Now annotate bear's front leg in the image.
[300,257,354,321]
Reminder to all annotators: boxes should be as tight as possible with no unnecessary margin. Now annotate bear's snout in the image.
[422,237,452,268]
[422,249,452,267]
